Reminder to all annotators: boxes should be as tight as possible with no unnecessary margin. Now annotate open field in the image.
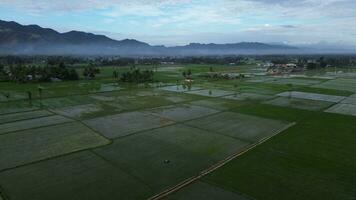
[312,78,356,92]
[0,122,109,171]
[200,104,356,200]
[277,91,345,103]
[0,115,73,135]
[185,112,290,142]
[0,152,152,200]
[165,181,249,200]
[145,104,220,122]
[1,64,356,200]
[0,110,52,124]
[265,97,334,111]
[185,89,234,97]
[84,111,175,138]
[325,103,356,116]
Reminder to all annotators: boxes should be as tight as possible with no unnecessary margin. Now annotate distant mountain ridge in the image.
[0,19,299,55]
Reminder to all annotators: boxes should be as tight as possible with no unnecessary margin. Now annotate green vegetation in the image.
[120,69,154,83]
[1,57,356,200]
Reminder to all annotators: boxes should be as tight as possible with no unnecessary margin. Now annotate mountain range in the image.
[0,19,302,56]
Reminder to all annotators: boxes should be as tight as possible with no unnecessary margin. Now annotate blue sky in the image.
[0,0,356,46]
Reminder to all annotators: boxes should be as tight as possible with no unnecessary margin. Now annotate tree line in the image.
[0,63,101,83]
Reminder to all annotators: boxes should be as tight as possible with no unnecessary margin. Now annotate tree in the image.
[120,69,154,83]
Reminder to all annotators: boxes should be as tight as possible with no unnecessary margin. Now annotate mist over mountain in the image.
[0,19,304,56]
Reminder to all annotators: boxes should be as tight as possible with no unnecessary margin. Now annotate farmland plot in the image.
[277,91,345,103]
[312,78,356,92]
[84,111,174,138]
[189,99,241,111]
[0,110,52,124]
[0,151,151,200]
[159,85,203,93]
[146,104,220,122]
[224,93,272,101]
[165,181,250,200]
[36,95,94,108]
[0,101,38,115]
[146,124,249,161]
[325,103,356,116]
[51,104,102,119]
[94,133,214,193]
[0,122,109,171]
[185,89,234,97]
[185,112,290,142]
[265,97,334,111]
[0,115,73,135]
[264,78,322,86]
[340,94,356,104]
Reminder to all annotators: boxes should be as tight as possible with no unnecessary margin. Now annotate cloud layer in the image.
[0,0,355,46]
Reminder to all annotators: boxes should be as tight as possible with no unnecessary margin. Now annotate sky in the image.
[0,0,356,46]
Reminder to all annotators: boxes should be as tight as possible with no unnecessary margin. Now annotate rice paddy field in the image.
[1,64,356,200]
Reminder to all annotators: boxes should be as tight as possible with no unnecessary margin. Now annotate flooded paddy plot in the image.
[185,89,234,97]
[223,93,272,101]
[51,104,102,119]
[84,111,174,138]
[37,95,94,108]
[0,115,73,135]
[165,181,250,200]
[277,91,345,103]
[0,110,52,124]
[265,78,322,86]
[0,151,151,200]
[185,112,290,142]
[0,92,27,102]
[0,101,38,115]
[89,94,116,101]
[312,78,356,92]
[189,99,239,111]
[159,85,203,93]
[248,77,322,86]
[146,104,220,122]
[0,122,109,171]
[325,103,356,117]
[147,124,249,161]
[94,133,214,193]
[92,83,121,92]
[340,94,356,105]
[265,97,334,111]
